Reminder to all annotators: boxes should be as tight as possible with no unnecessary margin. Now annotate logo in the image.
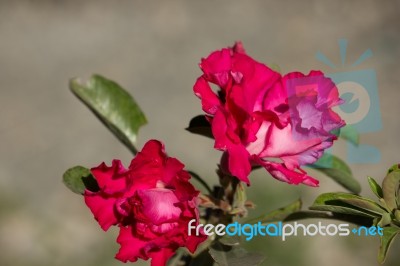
[188,220,383,241]
[316,39,382,163]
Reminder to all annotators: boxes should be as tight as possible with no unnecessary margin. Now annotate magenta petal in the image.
[261,161,319,187]
[134,140,165,164]
[232,41,246,54]
[200,48,232,87]
[186,234,208,253]
[212,110,230,150]
[193,77,221,115]
[84,192,118,231]
[227,144,251,184]
[163,157,185,185]
[149,248,175,266]
[115,226,148,263]
[91,160,127,194]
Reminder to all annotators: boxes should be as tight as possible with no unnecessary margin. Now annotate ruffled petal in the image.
[193,77,221,115]
[260,160,319,187]
[200,48,232,87]
[84,192,118,231]
[91,160,127,194]
[115,226,148,263]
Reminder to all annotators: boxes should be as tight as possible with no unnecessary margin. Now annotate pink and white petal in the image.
[136,188,182,225]
[260,123,321,158]
[245,120,271,155]
[84,192,118,231]
[261,161,319,187]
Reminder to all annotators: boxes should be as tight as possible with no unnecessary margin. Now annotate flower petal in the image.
[261,160,319,187]
[136,188,182,225]
[227,144,251,184]
[91,160,127,194]
[84,192,118,231]
[115,226,148,263]
[193,77,221,115]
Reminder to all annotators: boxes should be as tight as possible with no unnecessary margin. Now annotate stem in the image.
[188,170,213,195]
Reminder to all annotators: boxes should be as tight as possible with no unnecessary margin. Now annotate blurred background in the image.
[1,0,399,265]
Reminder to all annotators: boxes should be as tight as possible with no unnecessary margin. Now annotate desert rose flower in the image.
[194,42,345,186]
[84,140,206,266]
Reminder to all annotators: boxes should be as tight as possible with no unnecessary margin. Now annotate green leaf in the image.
[62,166,99,195]
[339,125,359,146]
[70,75,147,154]
[209,242,265,266]
[378,227,400,264]
[186,115,213,139]
[310,154,361,194]
[378,213,392,227]
[368,176,384,199]
[310,192,383,218]
[340,196,387,216]
[387,163,400,174]
[382,164,400,212]
[246,199,302,224]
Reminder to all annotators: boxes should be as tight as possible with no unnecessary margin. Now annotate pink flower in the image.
[84,140,206,266]
[194,42,345,186]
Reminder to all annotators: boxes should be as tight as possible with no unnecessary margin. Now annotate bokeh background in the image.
[1,0,399,265]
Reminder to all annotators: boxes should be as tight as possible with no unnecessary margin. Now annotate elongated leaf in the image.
[63,166,99,194]
[378,226,400,264]
[246,199,302,224]
[378,213,392,227]
[70,75,147,154]
[186,115,213,139]
[310,154,361,194]
[310,193,382,218]
[368,176,384,199]
[209,242,265,266]
[382,164,400,212]
[339,125,359,146]
[335,193,387,216]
